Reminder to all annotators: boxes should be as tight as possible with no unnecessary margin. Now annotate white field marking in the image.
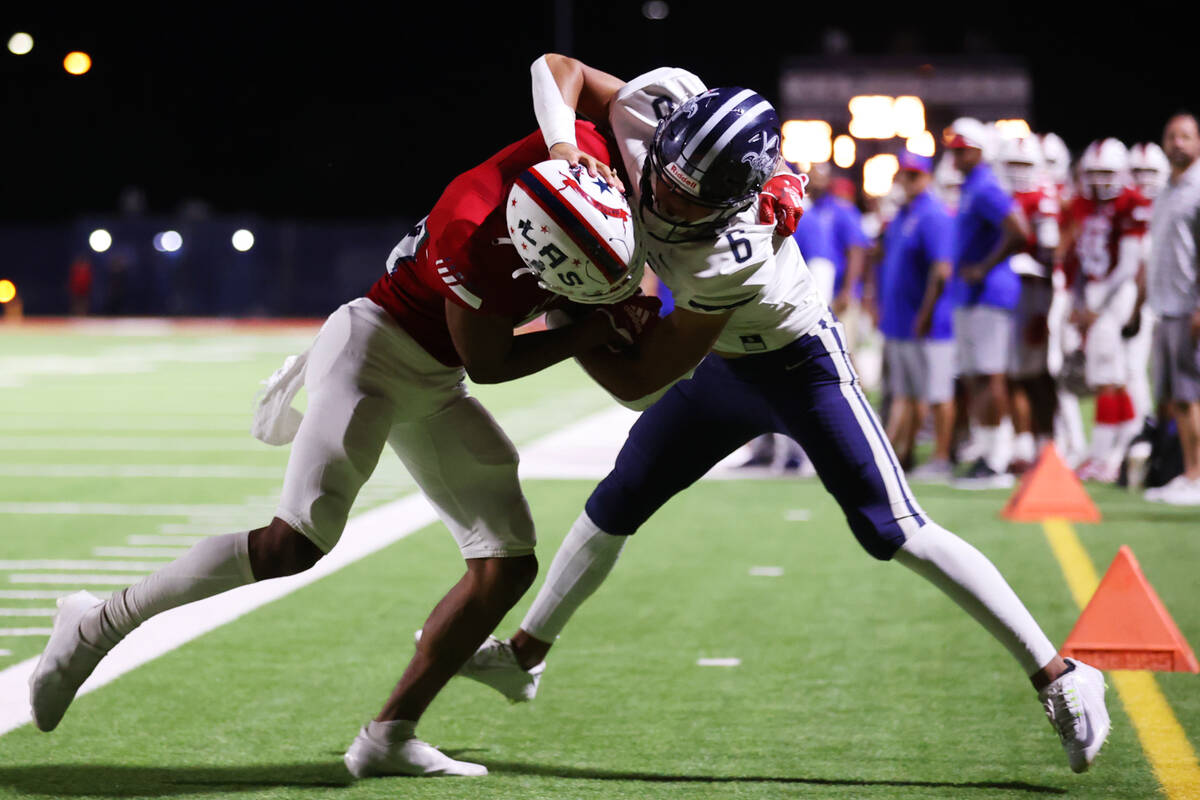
[158,524,226,535]
[0,560,166,572]
[0,437,268,452]
[10,575,149,585]
[0,465,281,479]
[784,509,812,522]
[697,658,741,667]
[748,566,784,577]
[0,651,10,657]
[128,535,207,546]
[0,629,52,637]
[0,590,99,600]
[93,547,189,559]
[0,416,247,431]
[0,492,441,736]
[0,502,273,517]
[0,609,55,617]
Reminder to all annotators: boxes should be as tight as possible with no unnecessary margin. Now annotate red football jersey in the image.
[367,121,615,367]
[1014,186,1060,254]
[1067,187,1150,283]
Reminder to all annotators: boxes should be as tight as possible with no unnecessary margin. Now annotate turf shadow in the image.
[479,760,1067,794]
[0,763,353,797]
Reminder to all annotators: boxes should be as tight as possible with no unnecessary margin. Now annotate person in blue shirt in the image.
[878,152,957,481]
[792,162,872,315]
[945,119,1032,486]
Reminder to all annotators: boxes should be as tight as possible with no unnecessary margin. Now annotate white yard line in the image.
[0,629,53,637]
[0,437,271,452]
[0,465,282,479]
[0,609,55,617]
[93,547,189,559]
[127,536,207,546]
[10,575,153,585]
[0,560,175,572]
[0,503,274,517]
[0,591,90,600]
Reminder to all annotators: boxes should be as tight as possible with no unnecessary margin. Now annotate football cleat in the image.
[416,630,545,703]
[28,591,107,732]
[1039,658,1111,773]
[343,726,486,778]
[953,458,1016,490]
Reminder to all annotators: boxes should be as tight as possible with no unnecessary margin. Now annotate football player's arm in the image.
[914,261,953,338]
[445,299,619,384]
[572,306,732,402]
[533,54,626,191]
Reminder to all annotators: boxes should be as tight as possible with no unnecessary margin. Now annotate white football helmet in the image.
[506,160,643,304]
[1040,132,1071,187]
[1079,138,1130,201]
[996,136,1044,193]
[1129,142,1170,199]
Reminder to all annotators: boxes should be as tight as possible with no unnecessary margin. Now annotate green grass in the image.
[0,326,1196,799]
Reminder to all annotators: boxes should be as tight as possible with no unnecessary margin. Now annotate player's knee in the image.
[470,554,538,603]
[248,518,325,579]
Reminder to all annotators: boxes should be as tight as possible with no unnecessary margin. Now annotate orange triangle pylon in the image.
[1001,443,1101,522]
[1062,545,1199,672]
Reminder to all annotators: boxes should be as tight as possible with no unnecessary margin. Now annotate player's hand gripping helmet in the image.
[643,87,782,242]
[1129,142,1170,199]
[1079,138,1130,202]
[506,159,643,304]
[996,135,1045,193]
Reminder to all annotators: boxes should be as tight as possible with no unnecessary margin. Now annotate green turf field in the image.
[0,324,1197,799]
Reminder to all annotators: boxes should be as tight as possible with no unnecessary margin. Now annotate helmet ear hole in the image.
[506,159,642,304]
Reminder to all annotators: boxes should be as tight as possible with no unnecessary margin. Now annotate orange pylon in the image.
[1002,444,1101,522]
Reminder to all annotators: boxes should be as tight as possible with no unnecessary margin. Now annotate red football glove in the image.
[598,294,663,349]
[758,172,808,236]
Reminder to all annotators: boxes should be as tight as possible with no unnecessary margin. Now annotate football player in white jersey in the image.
[447,54,1112,774]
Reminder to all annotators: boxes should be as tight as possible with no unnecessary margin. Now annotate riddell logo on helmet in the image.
[666,162,700,195]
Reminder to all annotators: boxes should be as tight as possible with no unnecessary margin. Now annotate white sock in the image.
[986,418,1013,472]
[367,719,417,743]
[1088,423,1116,464]
[1013,432,1036,464]
[894,523,1058,675]
[1108,419,1142,471]
[520,511,626,643]
[79,531,254,651]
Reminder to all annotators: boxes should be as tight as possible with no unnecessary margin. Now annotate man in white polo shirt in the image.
[1146,112,1200,504]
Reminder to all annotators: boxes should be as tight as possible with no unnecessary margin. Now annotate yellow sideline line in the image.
[1042,517,1200,799]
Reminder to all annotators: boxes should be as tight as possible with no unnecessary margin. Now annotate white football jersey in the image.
[609,68,826,354]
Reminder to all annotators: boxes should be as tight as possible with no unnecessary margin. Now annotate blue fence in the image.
[1,217,412,317]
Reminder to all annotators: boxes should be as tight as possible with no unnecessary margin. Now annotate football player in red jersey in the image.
[28,124,654,778]
[1057,138,1151,482]
[996,135,1061,472]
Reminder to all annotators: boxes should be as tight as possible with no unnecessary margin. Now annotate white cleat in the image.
[343,726,487,777]
[415,630,545,703]
[1039,658,1111,773]
[28,591,107,732]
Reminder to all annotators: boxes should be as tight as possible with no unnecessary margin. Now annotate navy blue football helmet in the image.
[642,87,782,242]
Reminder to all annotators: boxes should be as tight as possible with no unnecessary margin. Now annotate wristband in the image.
[531,56,577,151]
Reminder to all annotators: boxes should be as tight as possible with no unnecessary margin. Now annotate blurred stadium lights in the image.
[231,229,255,252]
[0,280,16,304]
[63,51,92,75]
[906,131,936,157]
[995,118,1032,139]
[892,96,925,138]
[781,120,832,164]
[7,32,33,55]
[153,231,183,253]
[848,96,895,139]
[88,229,112,253]
[641,0,669,20]
[863,153,899,198]
[833,135,856,168]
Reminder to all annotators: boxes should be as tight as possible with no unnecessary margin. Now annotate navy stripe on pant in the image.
[585,319,926,559]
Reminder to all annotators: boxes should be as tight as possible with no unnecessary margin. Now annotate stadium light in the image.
[781,120,832,164]
[153,231,183,253]
[906,131,936,157]
[892,96,925,139]
[89,229,112,253]
[63,51,92,76]
[863,154,900,198]
[995,119,1032,139]
[848,96,895,140]
[7,32,33,55]
[833,135,856,168]
[232,229,255,252]
[0,280,16,304]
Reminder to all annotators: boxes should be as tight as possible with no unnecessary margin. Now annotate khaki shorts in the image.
[274,298,536,559]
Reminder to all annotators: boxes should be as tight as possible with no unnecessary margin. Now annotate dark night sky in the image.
[3,2,1190,223]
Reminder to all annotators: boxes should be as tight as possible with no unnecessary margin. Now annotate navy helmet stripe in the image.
[695,100,775,172]
[681,89,756,165]
[515,170,626,282]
